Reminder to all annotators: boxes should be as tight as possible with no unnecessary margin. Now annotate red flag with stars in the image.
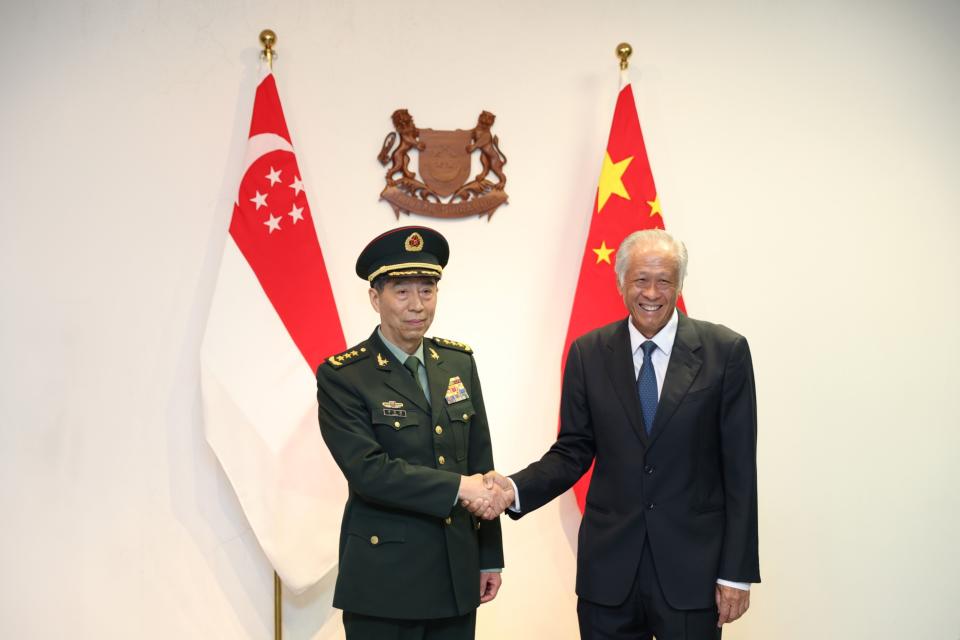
[564,70,686,512]
[201,71,346,593]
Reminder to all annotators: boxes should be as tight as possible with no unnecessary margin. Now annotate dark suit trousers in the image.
[342,610,476,640]
[577,542,721,640]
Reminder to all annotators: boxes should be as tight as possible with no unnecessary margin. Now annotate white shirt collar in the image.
[627,308,679,357]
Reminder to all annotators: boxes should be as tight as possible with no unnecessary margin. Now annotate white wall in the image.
[2,1,959,638]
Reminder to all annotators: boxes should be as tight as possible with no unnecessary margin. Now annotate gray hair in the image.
[614,229,688,287]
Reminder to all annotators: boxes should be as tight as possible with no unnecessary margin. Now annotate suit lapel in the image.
[647,313,702,450]
[603,319,649,447]
[370,333,431,415]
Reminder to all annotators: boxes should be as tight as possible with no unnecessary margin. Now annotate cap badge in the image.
[404,232,424,252]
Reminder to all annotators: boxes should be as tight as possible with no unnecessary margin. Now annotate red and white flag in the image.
[564,68,686,512]
[201,71,346,593]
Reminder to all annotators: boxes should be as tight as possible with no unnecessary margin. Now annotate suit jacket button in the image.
[370,535,379,545]
[393,421,401,429]
[435,425,443,435]
[444,517,452,525]
[644,465,654,474]
[647,503,655,510]
[438,455,446,465]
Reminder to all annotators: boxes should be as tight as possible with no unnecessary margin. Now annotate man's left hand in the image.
[479,572,502,604]
[715,584,750,627]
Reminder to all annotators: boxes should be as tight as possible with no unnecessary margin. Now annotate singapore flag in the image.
[201,71,346,593]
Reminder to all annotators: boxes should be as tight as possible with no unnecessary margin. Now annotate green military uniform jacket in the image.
[316,330,504,620]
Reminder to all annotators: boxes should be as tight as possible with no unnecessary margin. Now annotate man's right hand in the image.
[460,471,514,520]
[458,474,492,512]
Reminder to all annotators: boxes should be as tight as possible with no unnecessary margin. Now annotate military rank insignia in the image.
[445,376,469,404]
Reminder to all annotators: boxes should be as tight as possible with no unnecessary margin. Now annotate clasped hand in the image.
[458,471,514,520]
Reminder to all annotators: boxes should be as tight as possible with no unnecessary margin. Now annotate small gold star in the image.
[592,241,615,265]
[647,195,662,218]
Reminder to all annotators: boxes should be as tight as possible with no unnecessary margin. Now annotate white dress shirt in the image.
[627,308,679,397]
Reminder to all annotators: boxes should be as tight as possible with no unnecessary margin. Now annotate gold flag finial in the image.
[260,29,277,71]
[616,42,633,71]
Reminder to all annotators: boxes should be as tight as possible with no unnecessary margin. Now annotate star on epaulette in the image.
[431,337,473,354]
[326,344,370,368]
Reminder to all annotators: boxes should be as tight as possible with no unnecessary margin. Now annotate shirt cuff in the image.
[480,568,503,573]
[716,579,750,590]
[506,477,520,512]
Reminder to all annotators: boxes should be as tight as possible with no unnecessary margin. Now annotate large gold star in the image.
[597,152,633,212]
[592,240,615,265]
[647,195,662,217]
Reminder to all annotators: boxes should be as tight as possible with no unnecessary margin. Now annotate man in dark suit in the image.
[470,228,759,639]
[317,226,511,640]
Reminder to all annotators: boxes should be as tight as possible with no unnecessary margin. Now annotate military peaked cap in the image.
[356,226,450,282]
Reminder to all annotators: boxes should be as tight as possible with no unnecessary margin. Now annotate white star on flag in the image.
[290,176,305,196]
[264,213,282,233]
[250,191,268,209]
[265,167,282,186]
[288,204,304,223]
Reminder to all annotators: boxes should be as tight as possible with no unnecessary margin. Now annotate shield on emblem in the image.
[418,129,473,197]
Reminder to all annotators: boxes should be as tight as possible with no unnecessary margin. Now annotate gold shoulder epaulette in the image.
[431,337,473,354]
[326,343,370,369]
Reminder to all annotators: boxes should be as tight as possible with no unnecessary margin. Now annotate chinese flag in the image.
[564,70,685,512]
[201,71,347,593]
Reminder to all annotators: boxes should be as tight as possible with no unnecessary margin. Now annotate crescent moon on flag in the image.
[243,133,294,174]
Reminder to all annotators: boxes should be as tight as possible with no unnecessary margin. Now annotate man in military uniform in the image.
[316,226,510,640]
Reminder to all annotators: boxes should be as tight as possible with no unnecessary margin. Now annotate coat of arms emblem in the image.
[377,109,508,219]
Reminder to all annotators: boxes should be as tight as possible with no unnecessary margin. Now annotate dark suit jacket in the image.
[510,314,759,610]
[316,331,504,620]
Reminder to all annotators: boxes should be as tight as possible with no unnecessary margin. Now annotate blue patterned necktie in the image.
[637,340,659,434]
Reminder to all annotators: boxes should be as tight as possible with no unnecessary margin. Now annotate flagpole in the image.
[260,27,282,640]
[260,29,277,72]
[274,571,282,640]
[616,42,632,70]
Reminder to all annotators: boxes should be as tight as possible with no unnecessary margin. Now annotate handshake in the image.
[458,471,514,520]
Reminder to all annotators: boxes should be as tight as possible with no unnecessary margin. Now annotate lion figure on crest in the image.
[378,108,425,184]
[465,110,507,190]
